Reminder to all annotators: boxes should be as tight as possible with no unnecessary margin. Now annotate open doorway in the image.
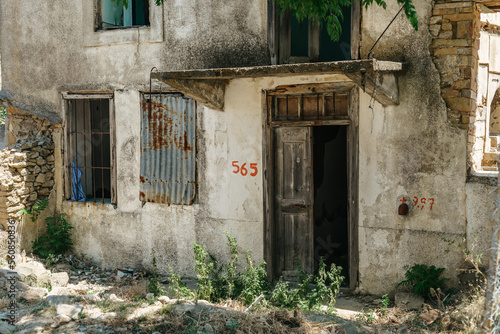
[313,126,349,285]
[265,87,358,289]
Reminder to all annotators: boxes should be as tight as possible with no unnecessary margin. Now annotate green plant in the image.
[148,252,166,297]
[167,265,194,299]
[397,264,448,298]
[269,258,343,311]
[193,242,214,300]
[240,251,269,305]
[443,233,487,281]
[225,232,239,299]
[355,309,376,323]
[20,198,49,241]
[32,214,73,258]
[381,293,389,309]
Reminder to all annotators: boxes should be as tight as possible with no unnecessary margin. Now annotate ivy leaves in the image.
[275,0,418,41]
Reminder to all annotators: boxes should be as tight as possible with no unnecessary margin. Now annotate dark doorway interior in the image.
[313,126,349,285]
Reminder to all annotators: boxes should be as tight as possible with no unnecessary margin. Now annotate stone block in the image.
[457,21,472,39]
[35,173,45,183]
[429,16,442,25]
[447,97,475,112]
[441,22,452,31]
[44,180,55,188]
[20,287,48,303]
[46,155,54,162]
[431,39,470,48]
[38,188,50,196]
[23,175,35,182]
[50,272,69,288]
[443,13,474,21]
[438,31,453,39]
[433,8,457,16]
[57,304,83,320]
[461,89,477,99]
[15,262,51,287]
[434,47,458,55]
[36,157,46,166]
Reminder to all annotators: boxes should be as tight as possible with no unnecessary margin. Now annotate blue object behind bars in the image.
[71,162,86,202]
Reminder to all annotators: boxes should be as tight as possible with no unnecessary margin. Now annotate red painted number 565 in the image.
[232,161,258,177]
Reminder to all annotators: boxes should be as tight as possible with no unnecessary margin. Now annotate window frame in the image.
[96,0,150,31]
[61,93,117,205]
[83,0,163,47]
[268,0,360,65]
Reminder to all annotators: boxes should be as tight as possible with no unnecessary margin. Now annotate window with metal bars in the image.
[64,96,115,204]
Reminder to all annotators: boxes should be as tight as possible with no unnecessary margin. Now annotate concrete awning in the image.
[151,59,404,111]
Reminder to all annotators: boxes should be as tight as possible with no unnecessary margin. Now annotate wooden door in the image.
[274,127,314,280]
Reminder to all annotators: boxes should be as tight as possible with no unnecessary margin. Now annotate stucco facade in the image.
[0,0,497,294]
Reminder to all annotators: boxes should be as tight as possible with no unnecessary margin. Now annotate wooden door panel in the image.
[274,127,313,279]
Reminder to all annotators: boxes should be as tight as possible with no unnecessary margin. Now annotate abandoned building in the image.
[0,0,498,294]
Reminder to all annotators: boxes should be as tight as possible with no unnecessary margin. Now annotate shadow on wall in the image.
[0,125,5,150]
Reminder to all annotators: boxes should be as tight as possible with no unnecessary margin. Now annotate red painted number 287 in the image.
[232,161,258,177]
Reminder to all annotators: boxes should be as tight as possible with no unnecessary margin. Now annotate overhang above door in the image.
[151,59,403,111]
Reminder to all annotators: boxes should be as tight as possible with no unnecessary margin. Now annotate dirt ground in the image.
[0,257,484,334]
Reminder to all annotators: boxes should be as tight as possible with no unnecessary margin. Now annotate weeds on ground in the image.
[32,214,73,259]
[160,233,344,314]
[397,264,448,298]
[148,252,167,297]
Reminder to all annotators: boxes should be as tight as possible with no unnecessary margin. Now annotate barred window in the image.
[63,95,116,204]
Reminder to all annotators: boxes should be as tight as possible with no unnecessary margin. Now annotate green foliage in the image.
[442,234,487,281]
[193,242,214,300]
[32,214,73,258]
[273,0,418,41]
[148,252,167,297]
[381,293,389,308]
[112,0,418,41]
[397,264,448,298]
[168,265,194,299]
[225,232,239,299]
[20,199,49,223]
[240,251,269,305]
[269,258,344,311]
[355,308,376,323]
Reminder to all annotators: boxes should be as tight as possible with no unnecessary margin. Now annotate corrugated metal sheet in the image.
[140,94,196,205]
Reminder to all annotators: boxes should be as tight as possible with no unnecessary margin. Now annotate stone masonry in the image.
[0,135,55,228]
[429,1,481,171]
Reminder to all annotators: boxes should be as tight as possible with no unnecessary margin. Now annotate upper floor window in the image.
[98,0,150,30]
[275,6,353,64]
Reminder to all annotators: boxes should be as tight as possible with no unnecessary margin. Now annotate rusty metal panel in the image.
[140,94,196,205]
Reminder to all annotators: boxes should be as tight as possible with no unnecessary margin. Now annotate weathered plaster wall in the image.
[0,0,269,274]
[357,0,467,294]
[0,0,268,121]
[60,74,348,275]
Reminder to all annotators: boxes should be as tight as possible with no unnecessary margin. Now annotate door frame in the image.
[262,86,359,289]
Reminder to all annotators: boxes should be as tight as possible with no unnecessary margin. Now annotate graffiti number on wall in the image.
[412,197,435,210]
[232,161,258,177]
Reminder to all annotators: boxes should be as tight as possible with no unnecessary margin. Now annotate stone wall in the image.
[0,135,55,251]
[4,107,55,147]
[429,1,481,171]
